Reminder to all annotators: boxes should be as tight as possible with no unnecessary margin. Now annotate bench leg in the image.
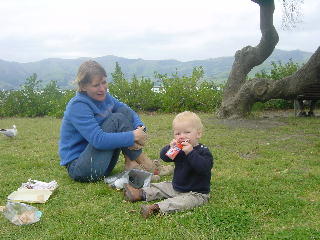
[308,100,317,117]
[294,100,298,117]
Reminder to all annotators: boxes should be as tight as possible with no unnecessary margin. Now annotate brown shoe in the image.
[140,204,160,219]
[123,183,143,202]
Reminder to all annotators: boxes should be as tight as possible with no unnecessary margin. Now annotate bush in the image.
[0,65,223,117]
[109,63,222,113]
[156,67,222,113]
[0,74,43,117]
[0,74,74,118]
[109,73,161,112]
[126,75,161,111]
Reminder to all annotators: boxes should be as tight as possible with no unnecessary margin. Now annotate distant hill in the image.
[0,49,313,89]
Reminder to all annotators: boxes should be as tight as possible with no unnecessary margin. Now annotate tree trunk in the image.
[229,47,320,109]
[218,0,280,118]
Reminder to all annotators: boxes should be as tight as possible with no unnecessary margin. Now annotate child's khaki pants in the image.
[142,181,209,213]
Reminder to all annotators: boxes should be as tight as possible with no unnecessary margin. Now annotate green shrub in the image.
[0,74,43,117]
[109,62,130,103]
[0,74,75,118]
[255,60,300,80]
[109,63,161,112]
[125,75,161,111]
[0,64,223,117]
[156,66,222,113]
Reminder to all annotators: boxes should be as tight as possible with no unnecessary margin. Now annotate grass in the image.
[0,113,320,239]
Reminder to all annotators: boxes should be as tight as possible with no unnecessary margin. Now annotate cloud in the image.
[0,0,319,62]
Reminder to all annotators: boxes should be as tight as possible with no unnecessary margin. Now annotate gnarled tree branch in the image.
[218,0,280,118]
[243,46,320,101]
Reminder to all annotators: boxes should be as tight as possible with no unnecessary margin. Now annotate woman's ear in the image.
[79,84,87,92]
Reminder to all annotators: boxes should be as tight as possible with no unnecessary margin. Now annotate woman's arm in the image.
[69,101,135,150]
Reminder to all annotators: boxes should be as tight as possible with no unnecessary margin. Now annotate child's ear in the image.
[197,131,202,139]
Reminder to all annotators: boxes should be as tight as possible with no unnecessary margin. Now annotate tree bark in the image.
[234,47,320,103]
[218,0,279,118]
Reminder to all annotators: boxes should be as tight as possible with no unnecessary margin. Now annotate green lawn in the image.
[0,113,319,240]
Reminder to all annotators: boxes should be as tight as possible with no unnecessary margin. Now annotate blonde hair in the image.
[74,60,107,91]
[173,111,203,132]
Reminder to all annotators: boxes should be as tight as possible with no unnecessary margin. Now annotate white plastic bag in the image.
[104,169,153,190]
[3,202,42,226]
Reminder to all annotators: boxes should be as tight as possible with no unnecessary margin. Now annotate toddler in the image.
[124,111,214,218]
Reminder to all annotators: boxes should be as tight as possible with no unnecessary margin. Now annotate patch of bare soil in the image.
[215,118,286,129]
[212,110,297,129]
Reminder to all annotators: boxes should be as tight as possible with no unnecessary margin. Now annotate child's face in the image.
[81,75,108,101]
[173,120,202,146]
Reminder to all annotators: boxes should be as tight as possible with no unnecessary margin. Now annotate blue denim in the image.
[67,107,142,182]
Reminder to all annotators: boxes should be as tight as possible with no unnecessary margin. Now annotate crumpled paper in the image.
[19,179,58,191]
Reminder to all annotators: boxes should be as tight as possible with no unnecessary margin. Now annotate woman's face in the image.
[81,75,108,101]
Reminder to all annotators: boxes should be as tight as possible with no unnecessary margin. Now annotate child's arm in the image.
[185,147,213,174]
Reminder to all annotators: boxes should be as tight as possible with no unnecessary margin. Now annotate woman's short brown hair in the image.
[74,60,107,91]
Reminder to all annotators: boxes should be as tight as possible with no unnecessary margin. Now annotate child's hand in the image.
[181,141,193,155]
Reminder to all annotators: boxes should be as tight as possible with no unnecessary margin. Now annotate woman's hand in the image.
[133,126,147,146]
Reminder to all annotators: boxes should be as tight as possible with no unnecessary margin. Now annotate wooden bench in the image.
[294,83,320,116]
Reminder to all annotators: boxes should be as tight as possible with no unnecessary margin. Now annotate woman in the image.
[59,60,170,182]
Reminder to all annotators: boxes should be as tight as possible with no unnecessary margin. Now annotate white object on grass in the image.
[7,179,58,204]
[3,202,42,226]
[0,125,17,137]
[19,179,58,191]
[104,169,153,190]
[7,189,53,203]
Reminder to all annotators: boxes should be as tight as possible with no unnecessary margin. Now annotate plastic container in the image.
[2,202,42,226]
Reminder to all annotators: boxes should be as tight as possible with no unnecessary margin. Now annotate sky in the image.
[0,0,319,63]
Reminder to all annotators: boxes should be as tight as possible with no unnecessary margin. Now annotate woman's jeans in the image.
[67,107,141,182]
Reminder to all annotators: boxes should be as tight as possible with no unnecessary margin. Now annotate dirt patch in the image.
[215,118,286,129]
[211,110,320,129]
[212,110,294,129]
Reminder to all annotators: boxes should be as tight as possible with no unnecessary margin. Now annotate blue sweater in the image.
[160,144,213,194]
[59,92,144,166]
